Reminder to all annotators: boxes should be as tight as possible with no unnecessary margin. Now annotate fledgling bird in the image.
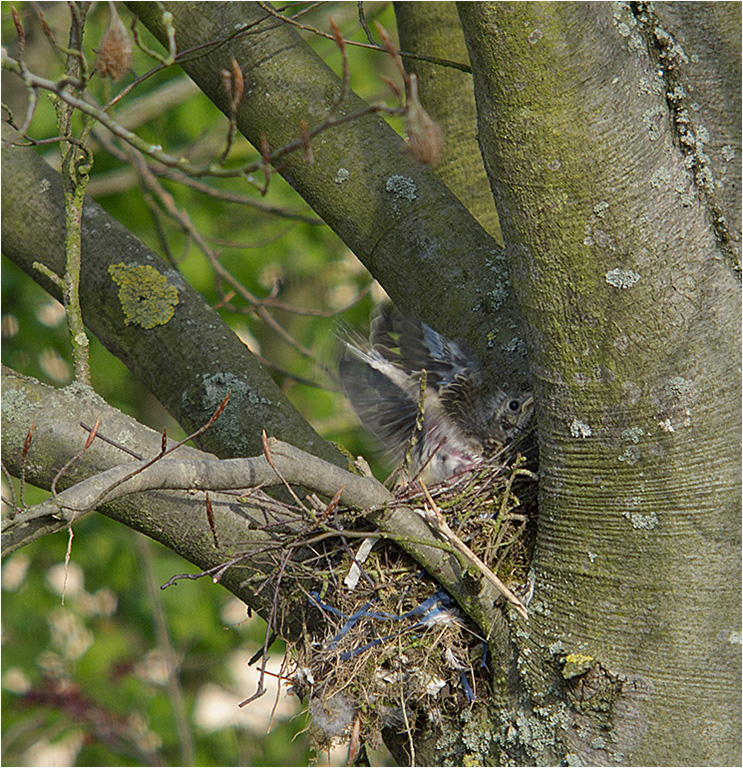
[339,305,534,483]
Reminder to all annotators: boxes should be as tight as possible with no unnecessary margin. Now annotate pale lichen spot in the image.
[623,509,658,530]
[721,145,736,162]
[605,268,641,289]
[650,165,672,187]
[334,167,350,184]
[108,263,179,329]
[385,175,417,202]
[618,445,640,464]
[501,336,528,357]
[643,107,665,141]
[621,426,644,444]
[666,375,691,399]
[570,418,592,438]
[202,372,273,409]
[593,201,609,218]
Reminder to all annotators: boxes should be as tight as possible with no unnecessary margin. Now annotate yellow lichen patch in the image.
[108,264,179,329]
[562,653,595,679]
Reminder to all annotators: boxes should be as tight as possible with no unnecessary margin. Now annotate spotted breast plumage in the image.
[339,305,534,483]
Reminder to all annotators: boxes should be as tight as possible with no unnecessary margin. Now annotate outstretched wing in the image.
[339,305,535,476]
[338,345,420,461]
[369,304,474,392]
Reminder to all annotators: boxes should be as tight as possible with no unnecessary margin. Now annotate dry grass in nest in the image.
[286,435,539,752]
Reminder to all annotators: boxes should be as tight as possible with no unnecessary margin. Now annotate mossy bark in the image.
[1,127,341,464]
[394,1,503,245]
[460,3,741,764]
[132,0,529,389]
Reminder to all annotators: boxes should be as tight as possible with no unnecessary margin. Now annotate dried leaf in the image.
[96,2,132,82]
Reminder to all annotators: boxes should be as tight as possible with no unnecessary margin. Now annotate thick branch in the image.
[1,125,342,465]
[11,441,390,525]
[131,1,529,389]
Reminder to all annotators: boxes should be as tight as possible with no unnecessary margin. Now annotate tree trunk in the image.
[460,3,741,764]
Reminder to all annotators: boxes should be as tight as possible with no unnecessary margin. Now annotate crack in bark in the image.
[631,1,741,277]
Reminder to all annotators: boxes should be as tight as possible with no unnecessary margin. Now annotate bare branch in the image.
[256,1,472,74]
[5,439,384,526]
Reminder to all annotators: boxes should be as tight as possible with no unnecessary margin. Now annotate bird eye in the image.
[508,399,521,412]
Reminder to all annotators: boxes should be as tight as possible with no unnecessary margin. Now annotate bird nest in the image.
[284,439,539,754]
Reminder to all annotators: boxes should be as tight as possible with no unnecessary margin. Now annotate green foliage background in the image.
[1,2,404,764]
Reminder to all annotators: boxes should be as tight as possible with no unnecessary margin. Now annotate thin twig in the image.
[157,169,323,224]
[397,635,416,766]
[79,421,144,460]
[419,482,529,620]
[33,3,88,76]
[256,2,471,73]
[239,548,291,707]
[18,422,36,513]
[327,17,350,113]
[216,56,244,165]
[261,431,310,515]
[135,532,195,765]
[3,51,405,181]
[61,516,76,605]
[54,2,93,385]
[72,393,231,513]
[357,1,376,46]
[129,12,176,67]
[51,416,100,498]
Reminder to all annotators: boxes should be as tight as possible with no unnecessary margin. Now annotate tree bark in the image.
[649,1,742,261]
[394,1,503,244]
[132,0,529,390]
[460,3,741,764]
[3,3,740,765]
[1,125,342,464]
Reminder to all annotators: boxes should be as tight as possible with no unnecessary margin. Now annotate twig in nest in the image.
[419,482,529,620]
